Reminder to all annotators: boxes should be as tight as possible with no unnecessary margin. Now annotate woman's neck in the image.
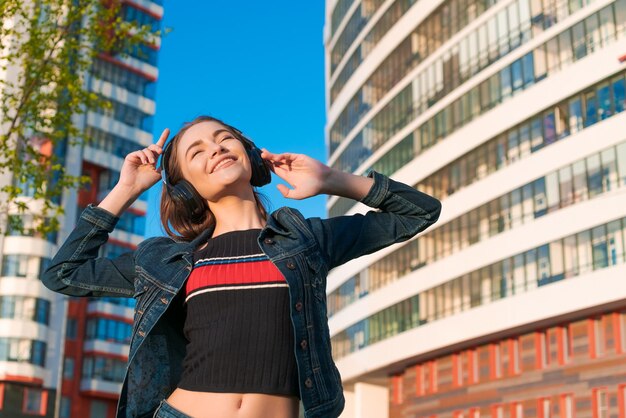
[210,195,265,237]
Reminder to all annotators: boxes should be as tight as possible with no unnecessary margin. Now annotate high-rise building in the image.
[323,0,626,417]
[0,1,163,417]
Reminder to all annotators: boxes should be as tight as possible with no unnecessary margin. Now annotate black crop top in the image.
[177,229,300,398]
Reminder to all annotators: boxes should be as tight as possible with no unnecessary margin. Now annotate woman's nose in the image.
[209,143,228,158]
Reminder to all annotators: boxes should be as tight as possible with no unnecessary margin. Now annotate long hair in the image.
[159,115,270,241]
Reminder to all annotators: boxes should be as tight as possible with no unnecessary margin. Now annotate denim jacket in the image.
[42,170,441,418]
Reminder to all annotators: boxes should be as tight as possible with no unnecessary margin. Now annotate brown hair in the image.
[159,115,270,241]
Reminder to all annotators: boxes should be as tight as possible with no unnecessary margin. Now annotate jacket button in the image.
[295,301,303,311]
[304,378,313,388]
[138,331,146,337]
[286,260,296,270]
[160,297,168,304]
[300,339,308,350]
[264,238,275,245]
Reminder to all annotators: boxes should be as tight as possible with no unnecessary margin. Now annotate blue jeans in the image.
[153,399,192,418]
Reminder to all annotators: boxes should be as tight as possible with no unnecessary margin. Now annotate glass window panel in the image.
[519,121,531,157]
[586,153,602,197]
[513,254,526,294]
[607,220,625,265]
[598,5,616,44]
[500,194,512,231]
[525,248,538,290]
[558,30,573,66]
[534,46,548,81]
[498,9,510,56]
[584,13,601,53]
[617,0,626,35]
[522,183,534,223]
[613,75,625,113]
[538,244,551,284]
[522,52,535,87]
[556,102,570,139]
[601,147,618,192]
[577,230,592,274]
[544,110,557,145]
[616,142,626,186]
[563,235,578,278]
[546,38,560,73]
[534,177,548,217]
[572,159,588,203]
[572,22,587,60]
[502,64,514,100]
[510,188,523,228]
[591,225,609,270]
[496,134,507,168]
[597,82,612,120]
[550,241,565,282]
[569,97,584,133]
[559,166,574,206]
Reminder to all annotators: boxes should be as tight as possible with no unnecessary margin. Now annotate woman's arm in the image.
[310,169,441,270]
[41,204,137,297]
[259,149,442,270]
[41,129,170,297]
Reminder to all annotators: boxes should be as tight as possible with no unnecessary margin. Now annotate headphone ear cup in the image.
[247,147,271,187]
[171,180,206,222]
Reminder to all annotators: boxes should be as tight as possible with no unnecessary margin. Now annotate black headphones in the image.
[160,124,272,223]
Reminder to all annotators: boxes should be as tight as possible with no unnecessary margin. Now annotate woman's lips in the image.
[212,158,236,173]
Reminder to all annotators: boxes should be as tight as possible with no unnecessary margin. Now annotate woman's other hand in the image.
[260,149,332,200]
[260,149,374,201]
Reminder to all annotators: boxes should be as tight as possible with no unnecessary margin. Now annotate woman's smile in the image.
[212,157,236,173]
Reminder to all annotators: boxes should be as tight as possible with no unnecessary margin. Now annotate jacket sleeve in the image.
[41,204,136,297]
[309,170,442,270]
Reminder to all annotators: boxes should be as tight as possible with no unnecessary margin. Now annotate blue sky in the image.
[146,1,328,237]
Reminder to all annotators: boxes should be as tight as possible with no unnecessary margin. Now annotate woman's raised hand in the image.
[260,148,375,202]
[117,128,170,195]
[260,149,333,200]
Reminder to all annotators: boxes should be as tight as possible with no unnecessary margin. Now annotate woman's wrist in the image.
[322,168,374,201]
[97,184,143,217]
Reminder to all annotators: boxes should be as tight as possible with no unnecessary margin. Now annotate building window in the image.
[63,357,74,379]
[90,400,108,418]
[560,394,574,418]
[66,319,77,340]
[593,388,609,418]
[492,405,504,418]
[22,388,47,416]
[59,396,70,418]
[590,319,605,358]
[512,402,524,418]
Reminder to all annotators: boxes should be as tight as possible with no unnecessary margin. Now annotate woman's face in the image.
[175,121,253,201]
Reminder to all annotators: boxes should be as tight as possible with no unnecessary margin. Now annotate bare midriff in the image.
[166,388,300,418]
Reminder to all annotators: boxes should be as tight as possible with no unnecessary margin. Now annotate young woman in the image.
[42,116,442,418]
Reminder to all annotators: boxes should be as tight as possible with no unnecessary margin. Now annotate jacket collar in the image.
[160,206,308,263]
[160,228,212,263]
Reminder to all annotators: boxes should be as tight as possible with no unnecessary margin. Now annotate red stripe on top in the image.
[186,260,285,296]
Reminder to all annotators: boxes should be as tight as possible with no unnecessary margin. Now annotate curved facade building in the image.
[323,0,626,417]
[0,1,163,417]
